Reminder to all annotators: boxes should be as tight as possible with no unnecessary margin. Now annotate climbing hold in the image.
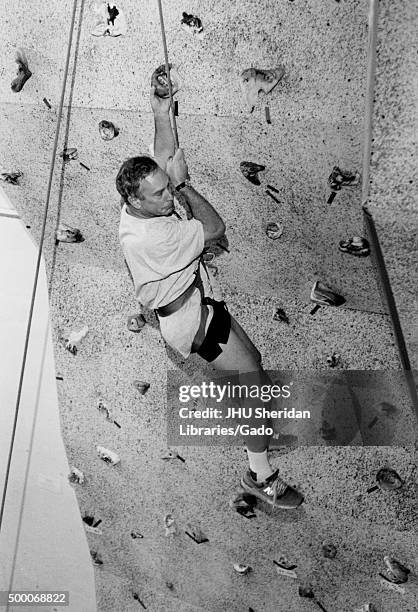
[181,12,204,38]
[166,581,174,590]
[273,557,298,578]
[240,66,285,111]
[151,63,180,99]
[383,556,410,584]
[68,467,85,484]
[376,467,403,491]
[233,563,252,575]
[127,314,146,332]
[379,402,398,417]
[11,48,32,93]
[99,120,119,141]
[97,398,113,421]
[326,352,341,368]
[96,446,120,466]
[298,585,315,599]
[164,513,177,536]
[130,530,143,539]
[273,308,289,324]
[63,325,88,355]
[229,491,257,519]
[0,171,23,185]
[160,450,185,462]
[43,97,52,109]
[320,420,336,441]
[240,161,265,186]
[91,2,127,36]
[185,524,209,544]
[83,516,103,534]
[379,574,407,594]
[202,251,215,264]
[339,236,370,257]
[56,223,84,243]
[133,380,150,395]
[298,586,328,611]
[328,166,360,191]
[265,222,283,240]
[90,550,103,565]
[60,147,78,161]
[207,264,219,277]
[322,542,337,559]
[310,281,345,307]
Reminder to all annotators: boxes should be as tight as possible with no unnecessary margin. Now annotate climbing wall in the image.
[367,0,418,367]
[1,0,417,611]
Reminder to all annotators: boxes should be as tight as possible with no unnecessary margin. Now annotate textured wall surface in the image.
[368,0,418,367]
[1,0,417,611]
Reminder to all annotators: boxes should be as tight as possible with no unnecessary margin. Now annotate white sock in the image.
[246,449,274,483]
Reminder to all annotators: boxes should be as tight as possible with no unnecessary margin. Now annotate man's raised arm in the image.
[150,86,175,170]
[167,148,225,244]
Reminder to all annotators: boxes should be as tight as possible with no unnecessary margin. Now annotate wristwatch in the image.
[175,179,192,191]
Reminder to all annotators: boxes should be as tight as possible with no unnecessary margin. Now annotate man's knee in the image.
[254,348,262,367]
[230,316,262,366]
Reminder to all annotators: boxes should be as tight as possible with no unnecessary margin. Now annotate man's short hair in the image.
[116,156,159,203]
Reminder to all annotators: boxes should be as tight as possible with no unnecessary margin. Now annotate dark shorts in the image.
[193,297,231,362]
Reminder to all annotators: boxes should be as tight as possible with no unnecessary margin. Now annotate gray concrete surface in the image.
[1,0,417,611]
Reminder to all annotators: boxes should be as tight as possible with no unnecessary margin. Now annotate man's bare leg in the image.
[209,315,273,458]
[204,315,304,508]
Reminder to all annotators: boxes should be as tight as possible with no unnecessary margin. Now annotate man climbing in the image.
[116,86,303,510]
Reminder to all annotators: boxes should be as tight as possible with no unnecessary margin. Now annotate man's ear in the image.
[127,194,142,208]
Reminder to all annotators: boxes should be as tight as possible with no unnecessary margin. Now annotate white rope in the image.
[156,0,179,149]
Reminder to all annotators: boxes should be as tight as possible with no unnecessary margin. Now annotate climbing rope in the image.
[156,0,179,149]
[0,0,83,603]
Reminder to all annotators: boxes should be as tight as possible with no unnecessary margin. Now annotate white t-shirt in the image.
[119,204,214,358]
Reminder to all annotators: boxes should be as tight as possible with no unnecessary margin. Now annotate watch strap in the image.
[175,179,191,192]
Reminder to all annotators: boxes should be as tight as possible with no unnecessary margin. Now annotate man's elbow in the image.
[214,220,226,239]
[204,220,225,242]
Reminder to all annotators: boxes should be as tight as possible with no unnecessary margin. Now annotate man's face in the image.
[129,167,174,217]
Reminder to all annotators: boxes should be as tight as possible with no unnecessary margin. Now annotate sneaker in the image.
[339,236,370,257]
[240,469,303,509]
